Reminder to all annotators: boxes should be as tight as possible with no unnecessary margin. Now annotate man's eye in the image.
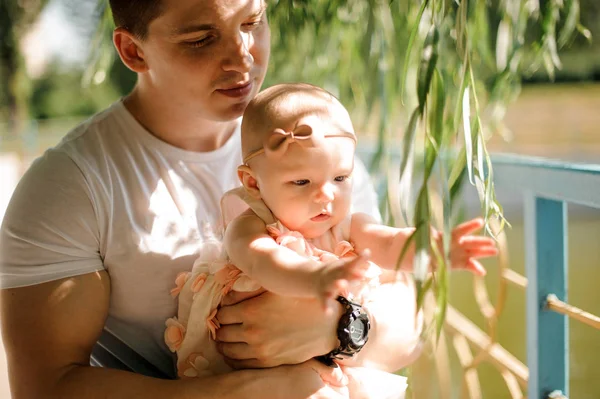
[187,35,215,48]
[334,176,347,182]
[242,20,262,31]
[292,179,310,186]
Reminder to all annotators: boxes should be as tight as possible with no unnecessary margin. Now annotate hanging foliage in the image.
[265,0,588,333]
[82,0,589,333]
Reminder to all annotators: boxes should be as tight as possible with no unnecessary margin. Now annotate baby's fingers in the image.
[466,259,486,276]
[322,255,370,286]
[309,359,348,387]
[458,235,496,247]
[342,260,370,280]
[455,236,498,261]
[452,218,485,238]
[470,247,499,258]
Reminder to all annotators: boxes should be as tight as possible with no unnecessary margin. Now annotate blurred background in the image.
[1,0,599,398]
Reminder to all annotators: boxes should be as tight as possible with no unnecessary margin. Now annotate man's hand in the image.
[215,289,342,369]
[274,360,349,399]
[445,217,498,275]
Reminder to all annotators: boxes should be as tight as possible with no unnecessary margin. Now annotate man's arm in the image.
[337,270,423,371]
[1,272,345,399]
[215,275,422,372]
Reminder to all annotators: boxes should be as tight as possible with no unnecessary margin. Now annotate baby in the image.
[165,83,497,397]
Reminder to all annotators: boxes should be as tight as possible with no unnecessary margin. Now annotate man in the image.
[0,0,421,397]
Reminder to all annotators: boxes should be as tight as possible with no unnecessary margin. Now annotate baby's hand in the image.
[445,218,498,275]
[315,250,371,312]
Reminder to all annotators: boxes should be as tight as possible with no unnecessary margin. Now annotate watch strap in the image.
[317,296,370,365]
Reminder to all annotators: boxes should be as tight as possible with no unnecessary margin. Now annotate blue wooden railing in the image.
[493,154,600,399]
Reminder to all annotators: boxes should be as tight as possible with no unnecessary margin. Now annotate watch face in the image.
[349,318,366,345]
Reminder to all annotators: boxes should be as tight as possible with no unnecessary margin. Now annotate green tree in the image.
[29,61,121,120]
[0,0,49,134]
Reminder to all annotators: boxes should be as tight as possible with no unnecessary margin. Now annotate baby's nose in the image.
[314,183,335,203]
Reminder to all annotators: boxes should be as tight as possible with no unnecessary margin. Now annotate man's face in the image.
[138,0,270,121]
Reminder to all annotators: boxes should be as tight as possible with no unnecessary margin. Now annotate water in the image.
[447,211,600,398]
[397,84,600,398]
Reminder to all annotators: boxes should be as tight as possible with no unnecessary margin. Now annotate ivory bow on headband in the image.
[243,124,356,164]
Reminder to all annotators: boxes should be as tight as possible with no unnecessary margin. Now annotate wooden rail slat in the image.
[502,269,527,290]
[546,294,600,330]
[445,306,529,388]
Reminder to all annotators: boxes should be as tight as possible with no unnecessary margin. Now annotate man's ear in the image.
[113,28,149,73]
[238,165,261,199]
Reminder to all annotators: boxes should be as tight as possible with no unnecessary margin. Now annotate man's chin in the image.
[201,105,247,123]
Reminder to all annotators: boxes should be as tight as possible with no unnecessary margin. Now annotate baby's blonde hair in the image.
[241,83,356,162]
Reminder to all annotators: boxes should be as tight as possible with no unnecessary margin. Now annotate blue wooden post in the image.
[525,196,569,398]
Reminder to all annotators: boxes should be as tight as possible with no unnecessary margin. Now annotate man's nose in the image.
[314,183,335,203]
[222,31,253,73]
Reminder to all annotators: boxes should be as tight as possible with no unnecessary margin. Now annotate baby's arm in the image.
[349,212,416,271]
[224,209,369,299]
[350,213,497,274]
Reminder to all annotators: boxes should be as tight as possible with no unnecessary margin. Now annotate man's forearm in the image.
[18,365,263,399]
[339,274,423,372]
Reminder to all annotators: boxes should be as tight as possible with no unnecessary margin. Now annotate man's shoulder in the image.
[56,101,126,153]
[14,102,131,195]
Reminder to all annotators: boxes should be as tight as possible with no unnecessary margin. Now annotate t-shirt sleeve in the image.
[0,149,105,288]
[352,156,382,223]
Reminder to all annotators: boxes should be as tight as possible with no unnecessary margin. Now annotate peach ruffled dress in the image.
[164,187,407,398]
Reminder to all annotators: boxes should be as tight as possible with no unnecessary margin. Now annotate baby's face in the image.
[252,118,355,239]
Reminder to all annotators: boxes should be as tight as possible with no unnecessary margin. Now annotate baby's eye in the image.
[334,176,348,182]
[292,179,310,186]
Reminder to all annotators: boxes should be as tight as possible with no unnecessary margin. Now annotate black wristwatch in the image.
[317,296,370,366]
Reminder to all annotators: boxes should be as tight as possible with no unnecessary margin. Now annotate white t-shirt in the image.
[0,100,381,377]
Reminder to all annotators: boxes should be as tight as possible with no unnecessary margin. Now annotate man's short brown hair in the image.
[109,0,164,39]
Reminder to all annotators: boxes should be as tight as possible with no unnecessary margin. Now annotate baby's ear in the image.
[238,165,261,199]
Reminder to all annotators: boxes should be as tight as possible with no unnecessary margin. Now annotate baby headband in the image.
[243,124,356,164]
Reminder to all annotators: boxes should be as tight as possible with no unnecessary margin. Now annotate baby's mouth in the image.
[310,212,331,222]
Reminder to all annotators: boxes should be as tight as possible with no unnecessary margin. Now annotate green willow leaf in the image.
[413,187,431,282]
[576,23,593,43]
[401,0,429,103]
[416,276,433,313]
[430,234,447,339]
[448,147,467,191]
[452,58,469,141]
[399,108,420,224]
[430,68,445,147]
[558,0,579,47]
[424,72,442,182]
[455,0,468,58]
[417,26,439,114]
[440,164,452,257]
[461,87,474,185]
[81,3,113,88]
[395,223,418,272]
